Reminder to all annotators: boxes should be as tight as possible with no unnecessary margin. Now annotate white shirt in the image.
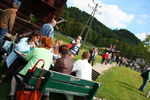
[72,59,92,81]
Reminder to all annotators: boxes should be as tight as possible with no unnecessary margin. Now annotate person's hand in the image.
[29,42,36,48]
[9,30,15,34]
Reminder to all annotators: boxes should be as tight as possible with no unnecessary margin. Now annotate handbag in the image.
[16,59,45,100]
[23,59,45,83]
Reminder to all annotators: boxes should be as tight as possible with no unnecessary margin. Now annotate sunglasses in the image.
[35,36,40,39]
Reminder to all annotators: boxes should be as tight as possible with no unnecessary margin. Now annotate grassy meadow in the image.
[96,66,150,100]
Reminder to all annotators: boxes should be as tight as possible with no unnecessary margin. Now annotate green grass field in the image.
[96,66,150,100]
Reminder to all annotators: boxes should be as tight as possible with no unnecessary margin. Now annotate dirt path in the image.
[93,62,116,74]
[92,63,116,100]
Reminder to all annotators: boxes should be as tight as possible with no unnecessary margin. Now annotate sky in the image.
[66,0,150,41]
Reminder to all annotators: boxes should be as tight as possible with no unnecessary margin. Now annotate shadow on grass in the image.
[117,81,145,97]
[117,81,138,90]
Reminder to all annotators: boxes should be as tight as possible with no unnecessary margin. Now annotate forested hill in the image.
[58,7,141,47]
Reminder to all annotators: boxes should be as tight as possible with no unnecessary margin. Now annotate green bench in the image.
[26,68,101,100]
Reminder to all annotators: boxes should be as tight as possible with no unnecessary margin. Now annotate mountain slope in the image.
[59,7,141,46]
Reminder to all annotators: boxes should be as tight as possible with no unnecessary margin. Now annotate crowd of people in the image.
[0,3,96,100]
[0,2,150,100]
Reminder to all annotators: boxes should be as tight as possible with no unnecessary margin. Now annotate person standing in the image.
[102,52,108,65]
[40,19,57,40]
[88,48,97,66]
[139,67,150,91]
[0,4,19,40]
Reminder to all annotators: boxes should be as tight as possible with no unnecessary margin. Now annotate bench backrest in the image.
[26,68,100,100]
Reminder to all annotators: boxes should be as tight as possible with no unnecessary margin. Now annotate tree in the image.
[143,34,150,51]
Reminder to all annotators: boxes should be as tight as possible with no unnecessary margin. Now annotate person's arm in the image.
[16,38,30,52]
[48,25,54,39]
[72,60,80,72]
[76,47,80,55]
[24,49,35,61]
[8,12,16,31]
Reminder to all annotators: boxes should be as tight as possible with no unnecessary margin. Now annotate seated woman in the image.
[68,36,82,58]
[48,45,74,100]
[0,30,41,82]
[50,40,62,66]
[6,30,41,68]
[52,44,74,75]
[8,36,53,100]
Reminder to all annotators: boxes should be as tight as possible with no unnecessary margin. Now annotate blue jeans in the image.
[0,27,8,40]
[139,78,148,91]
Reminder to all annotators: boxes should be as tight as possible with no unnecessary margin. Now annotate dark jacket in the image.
[52,54,74,75]
[141,70,150,79]
[89,50,96,58]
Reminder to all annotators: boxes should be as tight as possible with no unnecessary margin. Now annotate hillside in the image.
[58,7,141,47]
[96,66,150,100]
[57,6,150,61]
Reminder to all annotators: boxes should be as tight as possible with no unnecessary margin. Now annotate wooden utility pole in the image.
[80,0,102,48]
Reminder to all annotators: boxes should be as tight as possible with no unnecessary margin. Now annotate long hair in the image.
[27,30,41,43]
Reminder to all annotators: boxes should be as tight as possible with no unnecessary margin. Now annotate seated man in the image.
[72,51,92,100]
[72,51,92,81]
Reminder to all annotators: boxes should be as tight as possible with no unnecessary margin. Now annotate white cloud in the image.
[140,14,150,19]
[67,0,134,29]
[137,21,146,24]
[98,4,134,28]
[135,32,150,41]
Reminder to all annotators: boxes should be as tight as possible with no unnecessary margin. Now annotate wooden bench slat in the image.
[33,68,95,86]
[27,77,91,94]
[45,88,89,96]
[42,80,90,96]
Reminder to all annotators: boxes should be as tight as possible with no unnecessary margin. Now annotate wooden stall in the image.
[0,0,67,34]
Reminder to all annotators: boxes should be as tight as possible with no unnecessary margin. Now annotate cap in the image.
[13,0,21,8]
